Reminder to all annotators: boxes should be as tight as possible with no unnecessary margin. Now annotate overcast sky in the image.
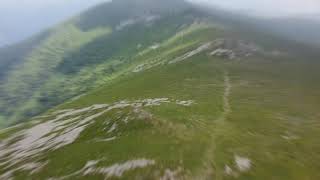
[1,0,319,16]
[0,0,107,46]
[0,0,107,11]
[189,0,320,17]
[1,0,320,46]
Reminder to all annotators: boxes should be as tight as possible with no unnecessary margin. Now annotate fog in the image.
[188,0,320,17]
[0,0,108,46]
[1,0,320,47]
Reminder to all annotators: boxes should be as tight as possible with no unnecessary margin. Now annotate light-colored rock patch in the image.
[224,165,234,176]
[122,117,130,124]
[107,123,117,133]
[0,161,47,179]
[116,19,137,31]
[235,155,251,172]
[169,42,212,64]
[281,131,300,140]
[116,15,160,31]
[160,167,183,180]
[150,43,160,50]
[0,98,195,178]
[51,159,155,179]
[84,159,155,178]
[142,98,170,106]
[176,100,194,106]
[94,137,117,142]
[224,155,251,177]
[132,61,164,73]
[210,48,235,59]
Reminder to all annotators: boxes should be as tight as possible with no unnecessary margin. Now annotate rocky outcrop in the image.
[210,48,236,59]
[209,38,264,60]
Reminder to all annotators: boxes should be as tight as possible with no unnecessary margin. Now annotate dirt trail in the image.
[217,72,232,122]
[223,72,232,117]
[194,71,233,179]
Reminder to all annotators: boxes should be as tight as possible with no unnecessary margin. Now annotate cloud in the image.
[0,0,67,10]
[0,0,108,11]
[0,0,108,46]
[2,0,319,17]
[0,33,6,45]
[188,0,320,17]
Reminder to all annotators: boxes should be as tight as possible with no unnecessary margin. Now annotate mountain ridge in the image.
[0,0,198,126]
[0,0,320,179]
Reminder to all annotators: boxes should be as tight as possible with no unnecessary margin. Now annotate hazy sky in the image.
[1,0,320,46]
[0,0,107,46]
[189,0,320,17]
[0,0,106,10]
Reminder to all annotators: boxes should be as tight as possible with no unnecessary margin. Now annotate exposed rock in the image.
[235,155,251,172]
[169,42,212,64]
[224,165,234,175]
[209,38,266,60]
[116,15,160,31]
[210,48,235,59]
[0,98,196,179]
[175,100,194,106]
[167,38,283,62]
[150,43,160,50]
[116,19,137,31]
[107,123,117,133]
[160,167,183,180]
[94,136,117,142]
[84,159,155,178]
[51,159,155,179]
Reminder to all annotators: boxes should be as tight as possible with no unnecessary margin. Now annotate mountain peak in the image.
[76,0,190,30]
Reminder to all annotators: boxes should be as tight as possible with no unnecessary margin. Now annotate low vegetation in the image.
[1,0,320,179]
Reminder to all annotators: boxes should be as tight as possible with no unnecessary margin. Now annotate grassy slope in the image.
[1,21,320,179]
[215,58,320,180]
[0,22,112,125]
[0,9,199,126]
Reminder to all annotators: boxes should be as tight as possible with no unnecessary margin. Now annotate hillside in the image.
[0,0,107,47]
[0,0,193,126]
[1,0,320,179]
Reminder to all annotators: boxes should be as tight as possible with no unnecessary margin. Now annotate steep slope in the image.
[0,0,107,47]
[0,0,194,126]
[1,9,320,179]
[1,1,320,179]
[0,31,50,81]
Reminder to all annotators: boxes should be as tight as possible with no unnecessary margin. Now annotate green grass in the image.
[4,53,227,180]
[3,41,320,179]
[0,10,212,127]
[1,7,320,180]
[38,37,320,179]
[213,58,320,180]
[0,23,112,126]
